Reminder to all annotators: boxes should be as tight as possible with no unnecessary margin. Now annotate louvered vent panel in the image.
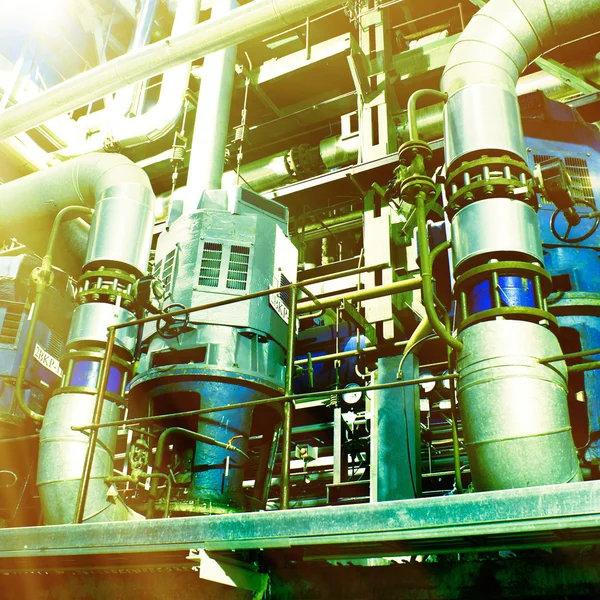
[279,273,291,308]
[0,305,22,346]
[198,243,223,288]
[564,156,595,205]
[162,250,176,291]
[226,246,250,290]
[46,329,64,358]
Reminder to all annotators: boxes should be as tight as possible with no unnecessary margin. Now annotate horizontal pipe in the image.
[0,153,154,275]
[106,263,388,330]
[72,373,459,432]
[0,0,342,142]
[296,276,422,313]
[539,347,600,364]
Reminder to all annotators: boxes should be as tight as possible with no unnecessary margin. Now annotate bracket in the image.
[341,298,377,345]
[186,549,269,598]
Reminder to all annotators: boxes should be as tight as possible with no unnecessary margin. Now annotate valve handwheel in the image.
[156,303,190,339]
[550,202,600,244]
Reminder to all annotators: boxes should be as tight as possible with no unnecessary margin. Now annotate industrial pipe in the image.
[56,0,202,157]
[0,153,153,272]
[440,0,598,491]
[0,153,157,524]
[415,199,462,352]
[185,0,239,213]
[146,427,248,518]
[0,0,342,143]
[441,0,600,167]
[111,0,161,119]
[14,206,94,425]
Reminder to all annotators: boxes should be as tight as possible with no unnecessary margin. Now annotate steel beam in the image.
[1,481,600,564]
[534,57,600,96]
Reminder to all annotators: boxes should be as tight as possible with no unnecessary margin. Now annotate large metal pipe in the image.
[56,0,202,157]
[0,154,155,523]
[0,0,342,143]
[441,0,600,491]
[221,133,360,193]
[185,0,238,213]
[441,0,600,167]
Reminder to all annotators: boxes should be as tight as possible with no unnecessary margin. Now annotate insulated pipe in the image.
[440,0,600,491]
[0,0,342,143]
[221,134,360,193]
[441,0,600,167]
[185,0,239,213]
[0,153,153,274]
[21,153,155,524]
[56,0,202,157]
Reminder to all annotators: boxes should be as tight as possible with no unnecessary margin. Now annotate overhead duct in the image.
[441,0,600,491]
[0,0,342,143]
[0,153,155,523]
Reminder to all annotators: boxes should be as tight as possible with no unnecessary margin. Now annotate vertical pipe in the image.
[185,0,239,213]
[280,284,298,509]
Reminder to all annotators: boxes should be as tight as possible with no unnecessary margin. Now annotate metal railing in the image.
[72,263,425,522]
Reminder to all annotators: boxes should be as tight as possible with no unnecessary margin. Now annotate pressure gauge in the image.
[341,383,363,405]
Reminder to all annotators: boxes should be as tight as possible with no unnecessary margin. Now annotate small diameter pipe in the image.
[14,206,94,424]
[540,347,600,364]
[294,339,410,367]
[397,333,437,380]
[296,276,422,313]
[568,361,600,374]
[281,284,298,510]
[73,327,117,524]
[407,90,448,142]
[82,262,401,330]
[73,373,459,433]
[146,427,249,518]
[415,197,463,352]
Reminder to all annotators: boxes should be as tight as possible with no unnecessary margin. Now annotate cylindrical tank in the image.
[457,319,582,490]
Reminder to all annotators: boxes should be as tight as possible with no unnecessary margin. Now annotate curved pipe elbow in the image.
[441,0,600,167]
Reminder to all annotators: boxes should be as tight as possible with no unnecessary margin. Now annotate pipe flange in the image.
[454,260,553,296]
[457,306,558,334]
[286,144,325,180]
[445,155,534,216]
[399,175,437,204]
[398,139,432,164]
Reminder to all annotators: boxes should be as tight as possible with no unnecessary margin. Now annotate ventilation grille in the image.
[0,305,22,346]
[154,260,163,278]
[534,154,596,206]
[198,242,223,288]
[46,329,64,358]
[226,246,250,290]
[162,249,176,291]
[279,273,291,308]
[564,156,595,205]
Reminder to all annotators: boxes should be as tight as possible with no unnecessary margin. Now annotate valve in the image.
[535,157,580,226]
